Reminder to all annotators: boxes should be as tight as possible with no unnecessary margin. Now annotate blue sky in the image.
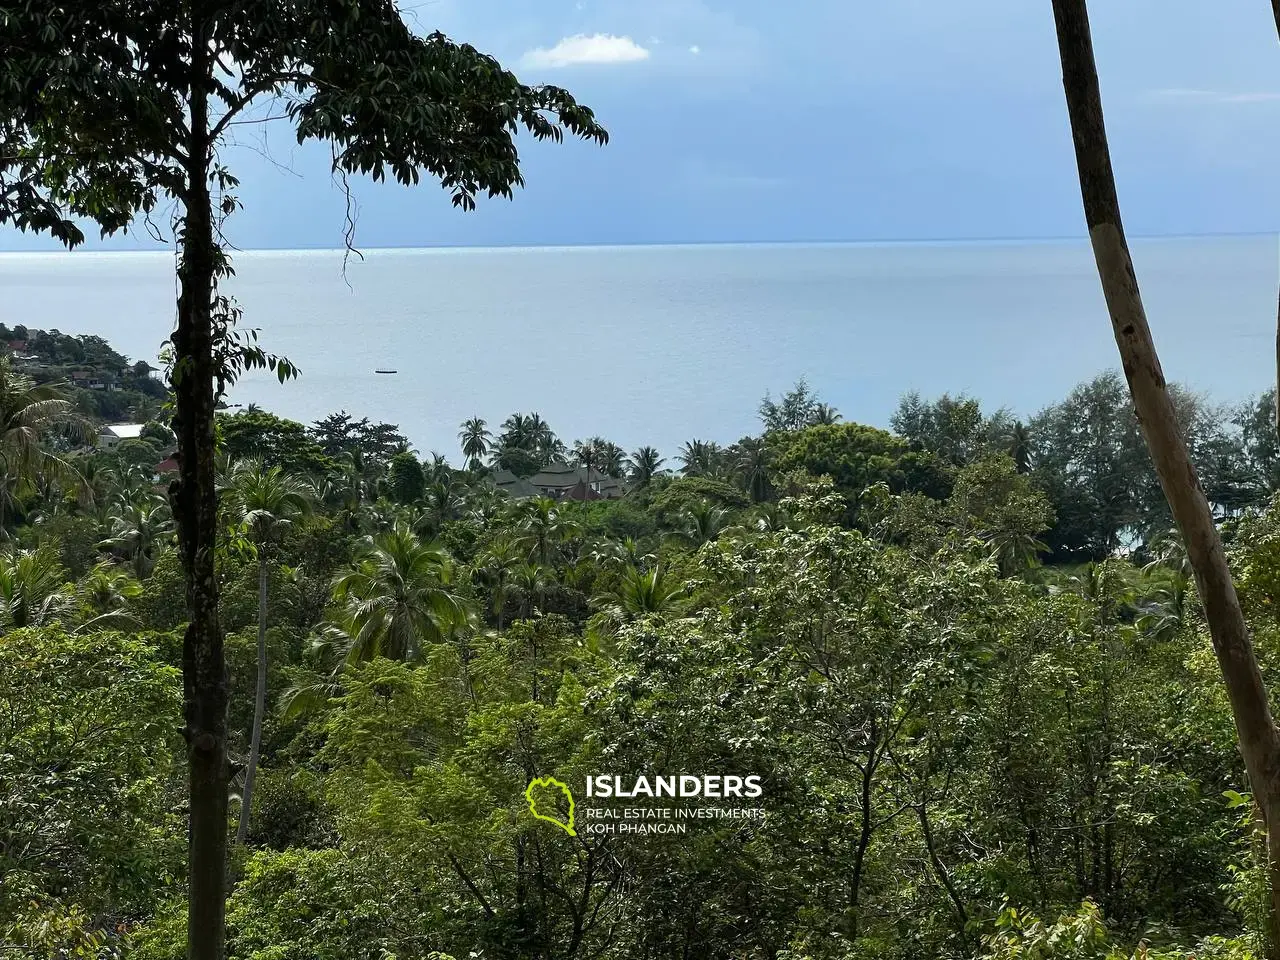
[4,0,1279,250]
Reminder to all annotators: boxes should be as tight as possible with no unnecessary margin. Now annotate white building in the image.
[97,423,146,448]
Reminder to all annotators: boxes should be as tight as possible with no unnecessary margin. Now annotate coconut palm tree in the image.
[733,437,773,503]
[585,536,654,573]
[514,497,580,569]
[499,412,534,451]
[225,460,314,842]
[0,546,73,629]
[811,403,842,425]
[511,561,550,620]
[598,441,627,478]
[473,536,522,631]
[0,357,82,535]
[1137,573,1192,642]
[458,417,491,470]
[627,446,666,486]
[679,500,729,547]
[99,495,175,579]
[78,561,143,616]
[676,439,724,478]
[594,563,687,618]
[422,479,466,536]
[572,437,602,480]
[331,523,471,664]
[1009,421,1033,474]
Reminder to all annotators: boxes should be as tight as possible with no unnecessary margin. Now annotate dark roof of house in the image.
[564,479,602,502]
[489,469,540,499]
[530,460,607,489]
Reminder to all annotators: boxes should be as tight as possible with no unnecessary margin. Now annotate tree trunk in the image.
[237,553,269,844]
[1051,1,1280,952]
[172,17,229,958]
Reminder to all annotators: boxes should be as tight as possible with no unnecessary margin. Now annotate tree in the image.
[385,451,426,505]
[99,495,174,579]
[458,417,491,470]
[679,499,729,547]
[759,378,824,432]
[771,421,952,515]
[0,357,80,534]
[220,410,333,476]
[0,546,73,629]
[676,439,724,478]
[332,524,470,664]
[593,563,686,619]
[225,461,312,844]
[731,436,774,502]
[473,537,521,631]
[1,7,604,954]
[628,446,666,486]
[892,391,1013,467]
[1051,0,1280,949]
[514,497,579,568]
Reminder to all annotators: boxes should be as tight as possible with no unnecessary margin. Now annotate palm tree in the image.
[99,495,175,579]
[526,413,560,459]
[422,479,465,536]
[78,561,143,616]
[733,437,773,503]
[459,417,491,470]
[0,546,73,629]
[1010,421,1033,474]
[225,460,313,843]
[331,523,471,664]
[586,536,653,573]
[594,563,687,618]
[1137,573,1192,642]
[680,500,729,547]
[0,357,82,535]
[473,537,522,631]
[676,439,723,478]
[599,442,626,478]
[511,561,550,620]
[627,446,666,486]
[572,438,601,480]
[811,403,842,425]
[514,497,580,569]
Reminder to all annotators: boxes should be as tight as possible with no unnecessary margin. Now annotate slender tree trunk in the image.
[1051,2,1280,953]
[237,553,269,843]
[917,799,969,952]
[171,15,229,958]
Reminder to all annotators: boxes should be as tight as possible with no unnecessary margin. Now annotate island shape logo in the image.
[526,776,576,836]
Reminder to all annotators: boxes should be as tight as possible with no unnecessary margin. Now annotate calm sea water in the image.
[0,238,1275,459]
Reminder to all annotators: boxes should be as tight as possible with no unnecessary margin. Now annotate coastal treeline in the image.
[4,351,1280,960]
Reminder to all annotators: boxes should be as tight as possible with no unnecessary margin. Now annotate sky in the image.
[3,0,1279,250]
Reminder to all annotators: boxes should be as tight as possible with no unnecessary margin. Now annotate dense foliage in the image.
[3,371,1280,958]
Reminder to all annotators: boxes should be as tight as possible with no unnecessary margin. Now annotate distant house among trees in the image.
[490,459,627,501]
[97,423,146,448]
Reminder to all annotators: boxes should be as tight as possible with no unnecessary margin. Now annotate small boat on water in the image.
[375,369,398,374]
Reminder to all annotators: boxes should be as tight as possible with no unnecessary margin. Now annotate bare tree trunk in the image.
[172,13,229,958]
[237,553,269,844]
[1051,0,1280,951]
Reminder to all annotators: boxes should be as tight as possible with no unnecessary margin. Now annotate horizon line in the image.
[1,230,1277,256]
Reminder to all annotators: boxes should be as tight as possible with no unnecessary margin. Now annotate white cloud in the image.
[689,44,701,54]
[521,34,651,69]
[1146,88,1280,105]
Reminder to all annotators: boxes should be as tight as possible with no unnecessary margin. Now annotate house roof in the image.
[530,460,607,489]
[101,423,145,439]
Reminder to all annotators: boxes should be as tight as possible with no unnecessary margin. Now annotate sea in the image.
[0,236,1275,459]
